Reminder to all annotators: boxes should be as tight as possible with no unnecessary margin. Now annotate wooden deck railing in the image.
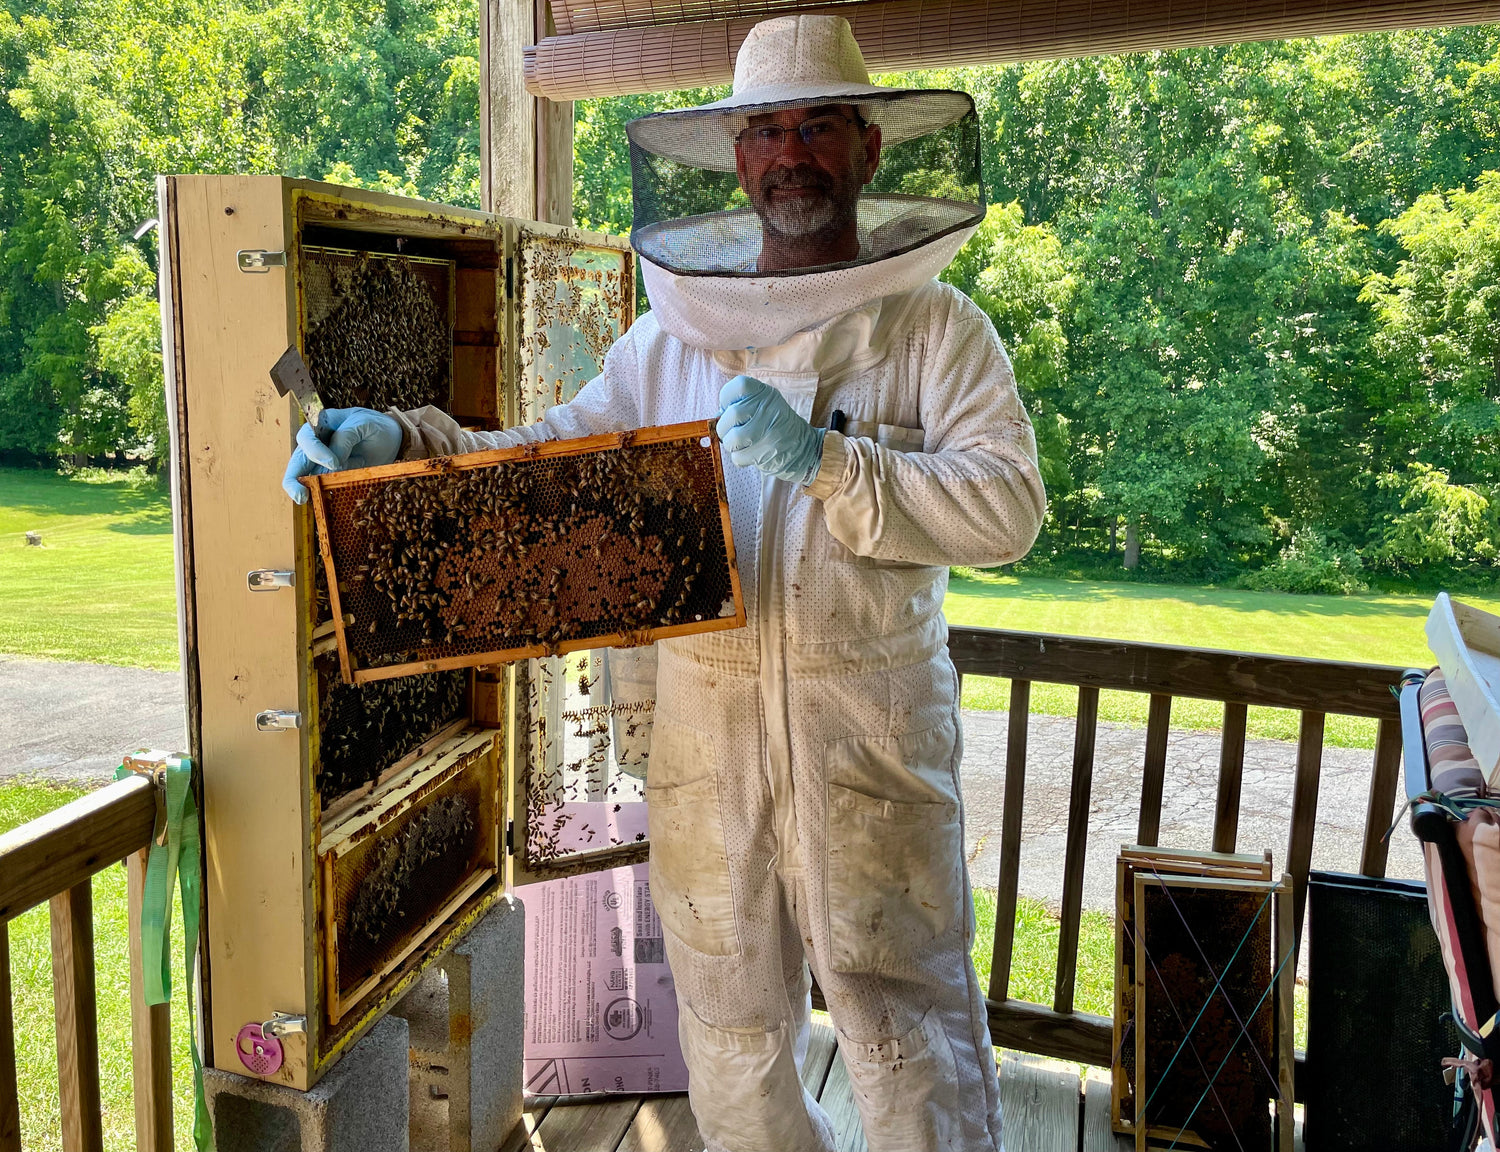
[942,625,1406,1083]
[0,627,1408,1143]
[0,774,173,1152]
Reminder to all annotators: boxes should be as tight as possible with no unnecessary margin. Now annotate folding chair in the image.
[1402,667,1500,1151]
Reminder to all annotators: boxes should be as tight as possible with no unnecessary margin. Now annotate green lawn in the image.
[945,568,1500,748]
[1,783,195,1152]
[970,884,1309,1055]
[0,467,177,670]
[0,463,1478,751]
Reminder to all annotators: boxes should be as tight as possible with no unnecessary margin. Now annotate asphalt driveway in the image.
[0,656,185,784]
[0,656,1423,908]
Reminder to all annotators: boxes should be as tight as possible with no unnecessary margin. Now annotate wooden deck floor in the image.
[502,1015,1133,1152]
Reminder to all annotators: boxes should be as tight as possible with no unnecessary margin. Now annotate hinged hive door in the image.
[160,174,512,1090]
[500,220,655,886]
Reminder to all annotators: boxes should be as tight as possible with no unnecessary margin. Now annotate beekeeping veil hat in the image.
[626,13,984,350]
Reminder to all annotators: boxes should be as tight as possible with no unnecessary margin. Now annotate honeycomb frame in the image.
[318,728,500,1025]
[305,419,743,684]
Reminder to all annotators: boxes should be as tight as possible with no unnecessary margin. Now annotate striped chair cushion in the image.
[1420,668,1489,799]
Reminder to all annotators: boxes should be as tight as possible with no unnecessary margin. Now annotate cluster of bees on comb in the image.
[340,440,723,663]
[304,250,465,802]
[315,658,467,804]
[345,793,477,950]
[304,253,450,412]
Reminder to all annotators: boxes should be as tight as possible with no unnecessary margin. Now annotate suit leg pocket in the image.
[824,733,963,975]
[646,722,739,957]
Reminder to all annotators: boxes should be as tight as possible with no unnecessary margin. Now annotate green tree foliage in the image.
[1374,463,1498,567]
[573,87,727,236]
[883,32,1500,580]
[1364,171,1500,487]
[92,293,168,456]
[1240,529,1367,594]
[574,35,1500,581]
[0,0,480,465]
[941,203,1076,494]
[11,10,1500,585]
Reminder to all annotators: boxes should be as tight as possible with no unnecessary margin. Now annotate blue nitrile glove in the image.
[715,375,825,486]
[281,407,403,503]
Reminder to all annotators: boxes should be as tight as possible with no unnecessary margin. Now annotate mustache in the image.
[760,166,833,196]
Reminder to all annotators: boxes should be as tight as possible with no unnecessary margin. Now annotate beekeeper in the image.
[283,14,1044,1150]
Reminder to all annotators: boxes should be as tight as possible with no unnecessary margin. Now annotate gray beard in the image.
[762,193,839,238]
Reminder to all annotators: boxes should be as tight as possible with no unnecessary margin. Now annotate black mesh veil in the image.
[627,90,984,278]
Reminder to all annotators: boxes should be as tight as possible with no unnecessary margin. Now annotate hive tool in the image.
[269,345,327,434]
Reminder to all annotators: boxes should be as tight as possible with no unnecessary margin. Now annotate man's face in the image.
[734,104,882,247]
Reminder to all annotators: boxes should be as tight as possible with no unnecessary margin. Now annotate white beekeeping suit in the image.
[308,14,1044,1151]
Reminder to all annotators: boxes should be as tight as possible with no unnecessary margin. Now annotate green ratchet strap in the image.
[116,755,214,1152]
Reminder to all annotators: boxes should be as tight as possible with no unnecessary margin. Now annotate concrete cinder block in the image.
[205,1015,409,1152]
[390,894,526,1152]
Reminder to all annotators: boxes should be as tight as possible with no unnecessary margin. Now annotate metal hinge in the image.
[255,710,302,732]
[505,255,514,299]
[262,1013,307,1038]
[237,249,287,273]
[505,819,514,855]
[247,569,295,591]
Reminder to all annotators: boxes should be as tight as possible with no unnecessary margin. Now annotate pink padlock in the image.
[236,1022,284,1076]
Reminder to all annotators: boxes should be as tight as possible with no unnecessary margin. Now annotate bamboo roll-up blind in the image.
[526,0,1500,99]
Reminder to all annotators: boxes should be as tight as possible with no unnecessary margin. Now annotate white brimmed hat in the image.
[626,14,973,173]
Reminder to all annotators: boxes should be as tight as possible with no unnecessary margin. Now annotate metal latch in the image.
[255,710,302,732]
[237,249,287,273]
[120,748,179,847]
[262,1013,307,1038]
[247,569,295,591]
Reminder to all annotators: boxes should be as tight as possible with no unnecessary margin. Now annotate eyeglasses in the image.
[736,115,862,157]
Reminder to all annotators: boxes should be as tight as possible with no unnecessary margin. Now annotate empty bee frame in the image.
[305,420,744,683]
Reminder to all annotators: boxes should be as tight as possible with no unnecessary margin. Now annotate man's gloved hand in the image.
[281,407,403,503]
[715,375,825,486]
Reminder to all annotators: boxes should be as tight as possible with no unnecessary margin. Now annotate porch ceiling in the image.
[525,0,1500,101]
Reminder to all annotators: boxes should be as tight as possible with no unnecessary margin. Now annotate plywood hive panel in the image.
[162,174,635,1089]
[306,420,743,683]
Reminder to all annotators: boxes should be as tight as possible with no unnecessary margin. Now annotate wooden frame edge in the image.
[306,480,353,682]
[305,419,717,492]
[322,734,502,1025]
[1132,870,1281,1151]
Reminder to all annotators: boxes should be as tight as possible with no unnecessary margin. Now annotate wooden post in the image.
[1287,710,1326,954]
[1054,685,1099,1016]
[1136,693,1172,846]
[127,850,174,1152]
[989,678,1030,1002]
[1,923,19,1152]
[1359,715,1403,877]
[1212,701,1247,853]
[483,0,539,217]
[534,0,573,225]
[485,0,573,223]
[51,880,103,1152]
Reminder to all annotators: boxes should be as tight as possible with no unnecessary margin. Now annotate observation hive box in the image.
[157,174,642,1090]
[305,421,744,683]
